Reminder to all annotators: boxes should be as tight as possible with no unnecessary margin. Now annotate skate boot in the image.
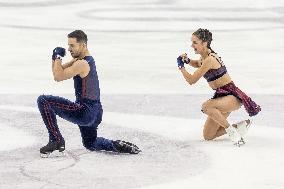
[234,119,252,138]
[112,140,141,154]
[40,140,65,158]
[225,125,244,147]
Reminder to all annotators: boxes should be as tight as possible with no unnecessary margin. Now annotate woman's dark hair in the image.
[68,30,88,44]
[193,28,215,53]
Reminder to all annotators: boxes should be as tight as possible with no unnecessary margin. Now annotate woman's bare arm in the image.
[188,59,201,68]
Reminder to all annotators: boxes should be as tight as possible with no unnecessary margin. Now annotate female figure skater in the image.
[177,28,261,146]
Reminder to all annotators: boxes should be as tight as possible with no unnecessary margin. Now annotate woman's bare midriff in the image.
[208,73,232,90]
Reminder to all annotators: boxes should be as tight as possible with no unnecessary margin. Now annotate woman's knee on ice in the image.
[203,131,216,141]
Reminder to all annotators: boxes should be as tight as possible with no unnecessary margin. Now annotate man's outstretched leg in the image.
[79,126,141,154]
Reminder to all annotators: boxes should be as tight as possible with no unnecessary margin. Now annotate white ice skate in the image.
[225,125,244,147]
[234,119,252,138]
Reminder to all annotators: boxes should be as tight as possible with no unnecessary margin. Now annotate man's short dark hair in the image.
[68,30,88,44]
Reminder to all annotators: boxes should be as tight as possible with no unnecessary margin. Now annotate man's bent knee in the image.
[82,138,94,150]
[37,95,47,106]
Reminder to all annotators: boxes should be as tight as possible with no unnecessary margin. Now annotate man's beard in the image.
[71,52,80,58]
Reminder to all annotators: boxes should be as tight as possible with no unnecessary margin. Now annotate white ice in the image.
[0,123,36,152]
[0,0,284,189]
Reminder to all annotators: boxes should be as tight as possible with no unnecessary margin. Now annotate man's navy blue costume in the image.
[38,56,118,152]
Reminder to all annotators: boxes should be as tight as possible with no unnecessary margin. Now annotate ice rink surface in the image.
[0,0,284,189]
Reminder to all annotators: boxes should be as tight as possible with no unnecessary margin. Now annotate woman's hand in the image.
[177,53,190,69]
[181,53,190,64]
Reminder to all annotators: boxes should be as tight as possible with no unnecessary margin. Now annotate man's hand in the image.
[52,47,66,61]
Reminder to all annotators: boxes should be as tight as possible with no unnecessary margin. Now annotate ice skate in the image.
[234,119,252,138]
[225,125,244,147]
[40,140,65,158]
[113,140,141,154]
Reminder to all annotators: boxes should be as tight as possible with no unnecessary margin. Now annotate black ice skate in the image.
[113,140,141,154]
[40,140,65,158]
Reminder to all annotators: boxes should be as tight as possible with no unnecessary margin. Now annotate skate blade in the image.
[40,151,66,158]
[234,138,245,147]
[131,149,142,154]
[40,153,50,158]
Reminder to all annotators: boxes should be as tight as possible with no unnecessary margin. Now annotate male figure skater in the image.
[37,30,141,157]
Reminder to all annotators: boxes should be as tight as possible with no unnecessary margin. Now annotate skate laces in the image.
[236,119,252,129]
[234,119,252,137]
